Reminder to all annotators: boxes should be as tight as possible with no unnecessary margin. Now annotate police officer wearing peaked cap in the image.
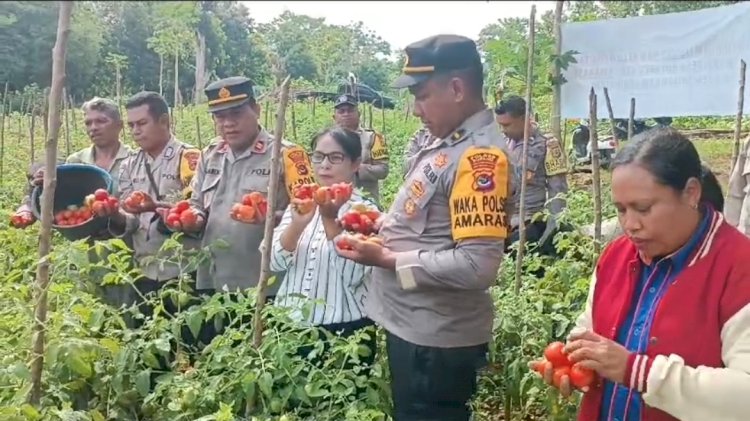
[332,93,390,205]
[176,76,314,324]
[337,34,517,421]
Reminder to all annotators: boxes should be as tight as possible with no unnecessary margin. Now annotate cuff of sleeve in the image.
[395,250,421,290]
[108,214,138,238]
[625,353,654,393]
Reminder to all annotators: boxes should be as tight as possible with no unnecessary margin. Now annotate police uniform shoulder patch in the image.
[449,145,510,240]
[179,148,202,198]
[282,145,315,198]
[370,131,389,161]
[544,137,567,176]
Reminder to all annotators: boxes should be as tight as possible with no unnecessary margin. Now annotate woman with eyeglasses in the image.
[270,127,378,367]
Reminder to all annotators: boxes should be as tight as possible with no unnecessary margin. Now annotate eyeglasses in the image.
[311,151,347,165]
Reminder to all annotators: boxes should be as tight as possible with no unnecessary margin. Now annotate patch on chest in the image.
[449,146,510,240]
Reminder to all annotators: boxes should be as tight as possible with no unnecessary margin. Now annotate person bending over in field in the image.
[337,34,517,421]
[531,127,750,421]
[725,132,750,236]
[270,127,378,374]
[10,97,132,229]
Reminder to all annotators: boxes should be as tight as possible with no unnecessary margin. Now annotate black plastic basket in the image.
[30,163,114,241]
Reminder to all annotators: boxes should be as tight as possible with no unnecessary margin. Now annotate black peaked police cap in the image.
[392,34,483,89]
[205,76,256,113]
[334,93,358,109]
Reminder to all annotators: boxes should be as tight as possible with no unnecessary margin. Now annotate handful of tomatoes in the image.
[9,212,34,228]
[85,188,119,217]
[335,202,383,250]
[231,192,268,224]
[533,341,597,392]
[164,200,198,230]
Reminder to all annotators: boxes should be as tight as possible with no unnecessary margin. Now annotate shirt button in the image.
[634,327,641,335]
[649,287,656,293]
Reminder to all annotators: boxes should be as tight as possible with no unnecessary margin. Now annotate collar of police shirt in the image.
[428,108,494,151]
[142,136,182,166]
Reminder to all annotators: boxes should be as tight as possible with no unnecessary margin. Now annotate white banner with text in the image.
[561,2,750,119]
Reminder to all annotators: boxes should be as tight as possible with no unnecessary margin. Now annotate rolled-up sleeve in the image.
[394,238,504,291]
[108,156,140,237]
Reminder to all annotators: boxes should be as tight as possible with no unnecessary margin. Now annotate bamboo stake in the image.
[43,88,49,143]
[62,87,70,157]
[368,104,373,130]
[628,98,635,141]
[69,94,76,131]
[29,108,36,163]
[603,87,618,146]
[551,0,564,142]
[290,98,297,141]
[732,60,746,169]
[29,0,73,406]
[264,100,270,128]
[514,5,536,294]
[253,76,292,349]
[0,82,7,185]
[589,88,602,255]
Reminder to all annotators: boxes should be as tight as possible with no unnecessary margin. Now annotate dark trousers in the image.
[386,331,488,421]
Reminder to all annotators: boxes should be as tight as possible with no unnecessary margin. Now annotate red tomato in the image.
[544,342,570,368]
[336,237,353,251]
[180,209,198,226]
[569,363,596,390]
[552,366,571,389]
[235,204,256,223]
[174,200,190,214]
[248,192,264,205]
[534,359,552,377]
[107,197,119,211]
[62,210,74,220]
[124,197,135,209]
[256,200,268,217]
[293,184,316,200]
[166,213,181,228]
[80,208,92,220]
[340,211,362,232]
[94,188,109,201]
[314,187,331,205]
[92,201,105,215]
[331,183,352,201]
[131,191,145,204]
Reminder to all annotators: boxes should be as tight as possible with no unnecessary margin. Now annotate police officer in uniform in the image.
[332,93,390,204]
[175,77,313,315]
[103,91,202,325]
[337,34,516,421]
[495,95,569,256]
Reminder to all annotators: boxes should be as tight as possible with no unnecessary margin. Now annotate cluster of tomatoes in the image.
[231,192,268,223]
[534,341,597,392]
[86,188,119,217]
[164,200,199,230]
[9,212,34,228]
[292,182,354,215]
[337,204,383,252]
[53,188,118,227]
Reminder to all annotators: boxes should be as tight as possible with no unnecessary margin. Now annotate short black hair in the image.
[311,127,362,162]
[494,95,529,118]
[612,127,724,210]
[436,65,484,99]
[125,91,169,121]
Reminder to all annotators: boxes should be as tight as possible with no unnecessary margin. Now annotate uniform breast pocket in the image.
[393,175,438,235]
[240,177,269,195]
[200,174,221,208]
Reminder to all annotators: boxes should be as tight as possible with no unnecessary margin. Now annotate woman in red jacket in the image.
[532,127,750,421]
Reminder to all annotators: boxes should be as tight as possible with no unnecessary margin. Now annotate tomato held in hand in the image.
[314,186,331,205]
[166,213,181,229]
[569,363,596,391]
[552,366,571,389]
[179,209,198,226]
[174,200,190,213]
[131,191,145,205]
[544,342,570,368]
[94,188,109,202]
[336,237,354,251]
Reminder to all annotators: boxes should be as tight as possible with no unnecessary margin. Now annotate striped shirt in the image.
[269,192,376,326]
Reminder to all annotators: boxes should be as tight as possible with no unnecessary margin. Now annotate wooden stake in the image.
[732,60,746,169]
[69,94,76,131]
[368,104,374,130]
[628,98,635,141]
[551,0,564,142]
[264,100,270,128]
[290,98,297,141]
[514,5,536,294]
[589,88,602,255]
[29,109,36,163]
[312,96,316,117]
[29,0,73,406]
[62,87,70,157]
[603,87,618,146]
[0,82,7,185]
[253,76,292,349]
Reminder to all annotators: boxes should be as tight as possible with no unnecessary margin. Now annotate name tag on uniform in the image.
[162,173,177,180]
[250,168,271,176]
[206,168,221,175]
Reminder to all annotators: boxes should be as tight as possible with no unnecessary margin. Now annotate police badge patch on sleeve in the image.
[545,138,567,176]
[370,132,389,161]
[179,148,202,198]
[449,146,510,240]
